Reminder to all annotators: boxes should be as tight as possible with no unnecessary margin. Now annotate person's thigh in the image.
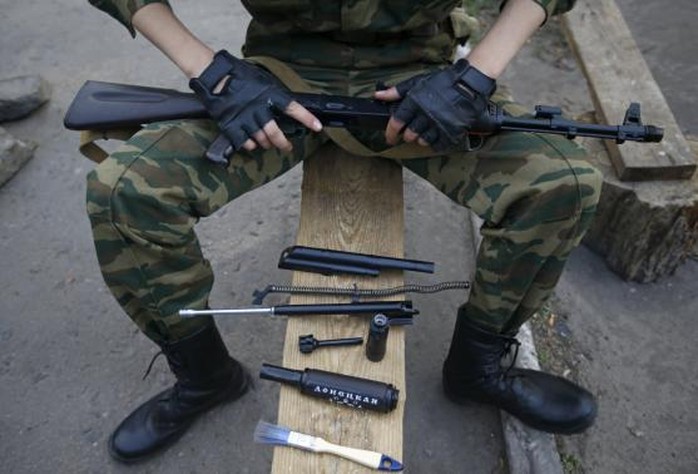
[86,118,328,341]
[403,130,599,225]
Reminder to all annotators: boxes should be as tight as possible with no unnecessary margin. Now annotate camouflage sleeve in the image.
[500,0,577,24]
[88,0,171,37]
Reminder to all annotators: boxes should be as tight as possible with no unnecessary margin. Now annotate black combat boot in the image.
[442,308,597,434]
[108,321,250,462]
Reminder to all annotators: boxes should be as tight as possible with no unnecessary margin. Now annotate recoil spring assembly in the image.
[252,280,470,305]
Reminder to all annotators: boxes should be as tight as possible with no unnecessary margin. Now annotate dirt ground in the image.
[1,1,697,473]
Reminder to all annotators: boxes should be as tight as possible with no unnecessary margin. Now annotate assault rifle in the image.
[64,80,664,164]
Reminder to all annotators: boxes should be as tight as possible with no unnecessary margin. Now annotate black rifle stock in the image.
[64,80,664,164]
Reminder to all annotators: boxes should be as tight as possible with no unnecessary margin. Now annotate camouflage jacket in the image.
[89,0,577,68]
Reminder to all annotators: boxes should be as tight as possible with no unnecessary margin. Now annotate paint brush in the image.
[253,420,404,472]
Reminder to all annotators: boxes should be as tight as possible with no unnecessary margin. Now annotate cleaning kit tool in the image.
[366,314,390,362]
[299,334,364,354]
[254,420,404,471]
[259,363,399,412]
[252,280,470,304]
[278,245,434,276]
[179,300,418,318]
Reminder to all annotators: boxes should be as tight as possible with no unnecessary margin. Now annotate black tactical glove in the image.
[392,59,496,151]
[189,50,293,152]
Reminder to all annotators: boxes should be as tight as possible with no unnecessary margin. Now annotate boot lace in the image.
[142,351,164,380]
[141,350,186,388]
[141,350,187,411]
[476,335,521,380]
[501,336,521,376]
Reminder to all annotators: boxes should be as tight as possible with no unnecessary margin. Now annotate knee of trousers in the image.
[85,155,196,247]
[563,157,603,220]
[85,165,117,230]
[532,158,603,245]
[491,155,604,240]
[84,120,222,243]
[530,143,603,219]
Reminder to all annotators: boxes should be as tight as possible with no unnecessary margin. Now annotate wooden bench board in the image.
[562,0,696,181]
[271,144,406,473]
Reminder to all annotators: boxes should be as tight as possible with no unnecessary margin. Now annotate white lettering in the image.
[310,385,383,409]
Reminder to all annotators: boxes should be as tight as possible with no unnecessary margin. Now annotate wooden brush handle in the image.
[317,438,383,470]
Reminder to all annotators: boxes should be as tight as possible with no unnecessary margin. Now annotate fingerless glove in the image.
[393,59,496,151]
[189,50,293,152]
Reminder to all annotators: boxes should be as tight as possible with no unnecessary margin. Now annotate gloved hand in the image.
[190,50,319,153]
[381,59,496,151]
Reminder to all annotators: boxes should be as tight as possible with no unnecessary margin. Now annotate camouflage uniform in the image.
[86,0,600,343]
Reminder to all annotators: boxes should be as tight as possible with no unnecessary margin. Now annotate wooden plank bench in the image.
[562,0,696,181]
[556,0,698,281]
[271,143,406,473]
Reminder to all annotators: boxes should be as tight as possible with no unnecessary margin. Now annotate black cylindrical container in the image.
[366,313,390,362]
[259,363,399,413]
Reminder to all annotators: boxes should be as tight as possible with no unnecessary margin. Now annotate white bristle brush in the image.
[253,420,404,472]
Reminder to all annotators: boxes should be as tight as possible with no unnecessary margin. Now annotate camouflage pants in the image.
[86,64,602,344]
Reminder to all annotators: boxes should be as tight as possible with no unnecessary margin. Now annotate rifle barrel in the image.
[498,115,664,143]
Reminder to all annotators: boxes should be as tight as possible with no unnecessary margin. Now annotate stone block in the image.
[0,127,36,187]
[0,75,51,122]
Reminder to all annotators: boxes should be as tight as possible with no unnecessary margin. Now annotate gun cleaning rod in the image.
[179,308,274,317]
[179,301,417,318]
